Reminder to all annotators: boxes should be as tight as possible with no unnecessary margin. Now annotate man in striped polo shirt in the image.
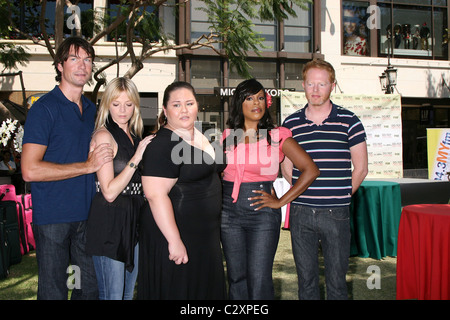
[282,59,368,300]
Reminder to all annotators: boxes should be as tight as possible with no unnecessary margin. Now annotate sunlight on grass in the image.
[0,228,397,300]
[0,252,38,300]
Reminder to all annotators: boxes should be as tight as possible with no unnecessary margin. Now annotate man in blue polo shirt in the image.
[282,59,368,300]
[21,37,113,300]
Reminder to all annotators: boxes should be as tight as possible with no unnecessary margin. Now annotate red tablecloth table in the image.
[396,204,450,300]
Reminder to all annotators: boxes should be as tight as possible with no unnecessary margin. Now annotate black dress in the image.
[137,127,226,300]
[86,116,144,272]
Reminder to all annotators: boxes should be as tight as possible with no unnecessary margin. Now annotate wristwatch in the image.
[128,162,137,169]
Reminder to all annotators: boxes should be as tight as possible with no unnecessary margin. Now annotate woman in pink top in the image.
[221,79,319,299]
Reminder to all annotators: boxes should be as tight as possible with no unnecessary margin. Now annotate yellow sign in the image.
[427,128,450,180]
[27,93,46,108]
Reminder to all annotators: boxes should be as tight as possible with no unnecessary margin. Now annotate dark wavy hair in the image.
[53,37,95,83]
[225,79,276,149]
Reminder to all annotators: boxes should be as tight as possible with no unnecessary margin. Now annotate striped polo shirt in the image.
[282,102,366,207]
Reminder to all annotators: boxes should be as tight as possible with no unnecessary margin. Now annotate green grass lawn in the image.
[273,229,397,300]
[0,252,38,300]
[0,229,397,300]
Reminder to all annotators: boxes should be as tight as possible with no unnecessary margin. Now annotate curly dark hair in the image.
[225,79,276,149]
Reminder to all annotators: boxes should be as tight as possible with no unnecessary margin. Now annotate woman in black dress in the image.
[137,81,226,300]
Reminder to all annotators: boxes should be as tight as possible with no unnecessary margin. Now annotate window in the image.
[402,106,450,170]
[342,0,448,59]
[284,3,313,53]
[8,0,93,40]
[284,61,304,91]
[191,58,221,89]
[342,1,370,56]
[229,60,278,88]
[196,95,223,136]
[107,1,158,42]
[228,3,278,52]
[190,0,221,50]
[379,3,435,57]
[253,21,278,52]
[190,0,314,54]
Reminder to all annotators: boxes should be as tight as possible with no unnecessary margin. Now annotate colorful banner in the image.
[281,92,403,178]
[427,128,450,181]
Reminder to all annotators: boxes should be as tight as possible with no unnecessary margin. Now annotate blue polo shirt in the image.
[23,86,96,225]
[282,102,366,207]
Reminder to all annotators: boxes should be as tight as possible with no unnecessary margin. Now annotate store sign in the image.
[27,93,46,108]
[427,128,450,181]
[214,87,295,97]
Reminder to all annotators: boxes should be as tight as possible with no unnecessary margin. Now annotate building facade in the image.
[0,0,449,173]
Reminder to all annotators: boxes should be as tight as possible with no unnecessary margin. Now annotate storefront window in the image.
[402,106,450,170]
[342,1,448,59]
[342,1,370,56]
[196,95,223,138]
[378,1,448,59]
[229,60,277,88]
[394,0,431,4]
[284,61,304,91]
[434,7,448,58]
[191,58,221,89]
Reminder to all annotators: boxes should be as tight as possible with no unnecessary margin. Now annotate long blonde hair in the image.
[95,77,144,138]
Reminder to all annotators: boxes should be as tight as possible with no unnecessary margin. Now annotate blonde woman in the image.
[86,77,153,300]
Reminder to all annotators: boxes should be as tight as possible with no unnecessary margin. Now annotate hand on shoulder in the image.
[91,127,116,154]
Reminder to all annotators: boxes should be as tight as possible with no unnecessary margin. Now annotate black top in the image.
[86,116,144,272]
[137,127,227,299]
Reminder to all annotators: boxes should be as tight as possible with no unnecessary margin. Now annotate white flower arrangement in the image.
[0,118,24,153]
[13,126,24,153]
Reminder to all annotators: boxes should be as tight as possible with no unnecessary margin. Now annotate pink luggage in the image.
[0,184,35,254]
[15,197,29,255]
[0,184,29,254]
[0,184,17,201]
[20,194,34,251]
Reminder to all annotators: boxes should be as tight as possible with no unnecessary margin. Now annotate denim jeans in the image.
[33,221,99,300]
[92,244,138,300]
[289,204,351,300]
[221,181,281,300]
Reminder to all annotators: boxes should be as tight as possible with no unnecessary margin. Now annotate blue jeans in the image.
[33,221,98,300]
[92,244,138,300]
[221,181,281,300]
[289,204,351,300]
